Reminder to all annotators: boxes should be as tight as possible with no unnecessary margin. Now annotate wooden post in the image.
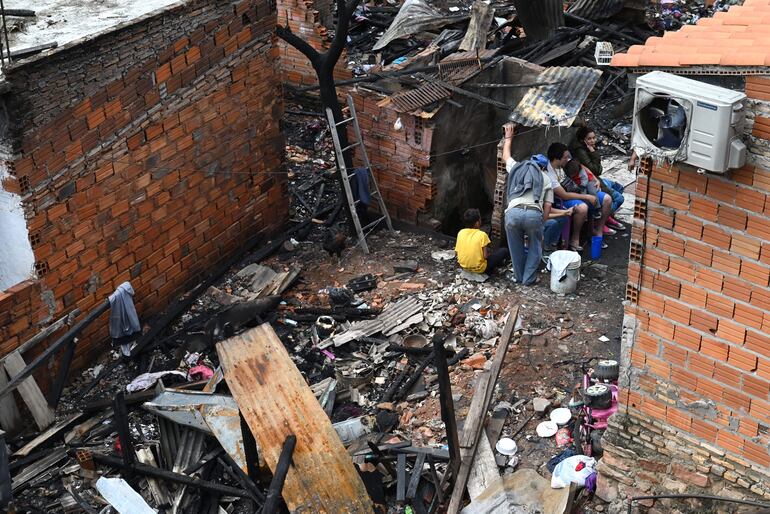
[240,412,260,482]
[0,430,11,508]
[432,332,460,475]
[262,435,297,514]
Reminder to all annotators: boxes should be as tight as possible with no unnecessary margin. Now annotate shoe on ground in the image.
[607,216,625,230]
[602,226,617,236]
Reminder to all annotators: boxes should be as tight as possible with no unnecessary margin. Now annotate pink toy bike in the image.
[571,358,620,458]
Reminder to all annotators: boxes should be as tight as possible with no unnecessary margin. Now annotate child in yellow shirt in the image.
[455,209,509,274]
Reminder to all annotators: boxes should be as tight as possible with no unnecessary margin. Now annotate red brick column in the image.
[597,153,770,507]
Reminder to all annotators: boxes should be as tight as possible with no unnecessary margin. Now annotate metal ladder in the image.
[325,94,394,254]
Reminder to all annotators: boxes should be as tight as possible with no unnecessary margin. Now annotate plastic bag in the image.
[550,455,596,489]
[546,250,581,282]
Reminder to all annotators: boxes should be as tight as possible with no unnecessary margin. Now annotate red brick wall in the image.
[0,0,287,383]
[621,158,770,469]
[277,0,351,86]
[349,91,435,223]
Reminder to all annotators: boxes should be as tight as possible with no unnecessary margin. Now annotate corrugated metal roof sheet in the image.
[509,66,602,127]
[567,0,624,20]
[384,50,498,113]
[320,296,423,347]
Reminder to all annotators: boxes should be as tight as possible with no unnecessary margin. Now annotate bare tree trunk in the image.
[277,0,361,230]
[512,0,564,44]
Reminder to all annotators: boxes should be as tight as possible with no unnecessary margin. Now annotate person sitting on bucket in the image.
[455,208,509,275]
[502,124,572,285]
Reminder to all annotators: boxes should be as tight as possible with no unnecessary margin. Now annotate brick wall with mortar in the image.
[597,76,770,512]
[0,0,287,388]
[348,89,436,224]
[277,0,351,86]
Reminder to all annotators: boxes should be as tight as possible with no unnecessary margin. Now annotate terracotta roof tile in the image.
[638,53,681,67]
[720,53,768,66]
[610,53,640,66]
[680,53,725,65]
[611,3,770,68]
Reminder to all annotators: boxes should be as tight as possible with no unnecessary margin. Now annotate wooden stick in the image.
[446,307,519,514]
[262,435,297,514]
[432,333,460,474]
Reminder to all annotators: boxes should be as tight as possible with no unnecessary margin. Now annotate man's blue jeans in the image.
[504,207,543,285]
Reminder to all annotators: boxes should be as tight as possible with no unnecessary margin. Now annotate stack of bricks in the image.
[348,91,436,223]
[277,0,351,86]
[599,79,770,507]
[0,0,287,388]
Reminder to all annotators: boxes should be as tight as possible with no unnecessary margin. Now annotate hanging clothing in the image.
[108,282,141,340]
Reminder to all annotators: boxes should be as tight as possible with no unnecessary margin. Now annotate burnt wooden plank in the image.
[217,324,372,513]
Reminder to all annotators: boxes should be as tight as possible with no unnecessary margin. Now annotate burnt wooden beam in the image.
[406,453,426,500]
[0,301,109,402]
[113,393,135,479]
[1,9,35,16]
[261,435,297,514]
[396,453,407,504]
[433,332,460,474]
[0,430,11,509]
[427,455,444,504]
[90,453,252,498]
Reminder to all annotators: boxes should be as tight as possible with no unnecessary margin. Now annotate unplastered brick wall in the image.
[598,78,770,509]
[0,0,287,387]
[348,90,435,223]
[277,0,351,86]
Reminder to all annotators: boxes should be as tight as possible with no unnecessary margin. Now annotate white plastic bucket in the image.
[547,250,581,294]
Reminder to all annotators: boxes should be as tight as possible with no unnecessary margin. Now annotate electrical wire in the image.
[97,113,577,180]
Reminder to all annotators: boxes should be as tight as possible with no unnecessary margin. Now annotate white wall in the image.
[0,164,34,291]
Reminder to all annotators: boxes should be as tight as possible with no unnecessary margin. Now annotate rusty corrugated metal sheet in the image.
[217,324,373,514]
[385,50,498,113]
[567,0,624,21]
[509,66,601,127]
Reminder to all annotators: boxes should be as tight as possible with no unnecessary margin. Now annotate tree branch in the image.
[324,0,361,69]
[276,25,321,66]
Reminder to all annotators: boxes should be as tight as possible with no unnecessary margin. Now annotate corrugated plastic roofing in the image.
[610,0,770,68]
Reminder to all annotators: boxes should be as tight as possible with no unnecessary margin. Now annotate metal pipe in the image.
[627,494,770,514]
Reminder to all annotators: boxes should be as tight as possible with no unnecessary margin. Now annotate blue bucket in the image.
[591,236,603,259]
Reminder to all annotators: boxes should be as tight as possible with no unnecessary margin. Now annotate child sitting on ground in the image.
[455,208,509,274]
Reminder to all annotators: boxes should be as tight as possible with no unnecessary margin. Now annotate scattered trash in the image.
[536,420,559,438]
[495,437,517,456]
[550,455,596,489]
[125,371,186,393]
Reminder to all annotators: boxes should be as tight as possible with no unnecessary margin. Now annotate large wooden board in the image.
[4,351,54,430]
[0,368,21,432]
[217,324,373,513]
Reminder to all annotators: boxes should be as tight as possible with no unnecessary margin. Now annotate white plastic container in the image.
[594,41,614,66]
[547,250,581,294]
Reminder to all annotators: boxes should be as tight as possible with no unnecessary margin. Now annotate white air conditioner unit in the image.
[632,71,746,174]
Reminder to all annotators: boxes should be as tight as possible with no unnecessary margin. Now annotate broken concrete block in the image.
[532,397,550,413]
[393,260,418,273]
[459,270,488,282]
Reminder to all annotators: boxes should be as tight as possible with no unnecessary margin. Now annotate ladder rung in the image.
[362,216,387,232]
[342,142,361,152]
[335,117,355,127]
